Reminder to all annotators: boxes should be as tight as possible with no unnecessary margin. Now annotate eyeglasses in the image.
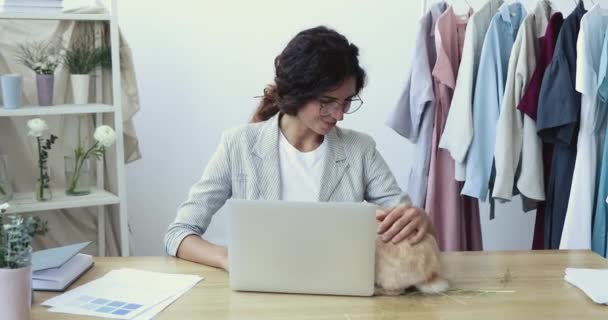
[318,95,364,116]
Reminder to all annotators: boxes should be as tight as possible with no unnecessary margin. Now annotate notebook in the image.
[33,254,94,291]
[32,241,91,272]
[31,241,94,291]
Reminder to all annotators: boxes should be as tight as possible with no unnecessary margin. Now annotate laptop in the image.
[226,199,377,296]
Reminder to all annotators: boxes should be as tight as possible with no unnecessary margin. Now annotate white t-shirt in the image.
[278,131,327,201]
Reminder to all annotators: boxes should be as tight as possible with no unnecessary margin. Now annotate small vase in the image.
[65,155,92,196]
[0,265,32,320]
[36,74,54,106]
[71,74,90,104]
[1,74,23,109]
[0,154,13,202]
[34,163,52,202]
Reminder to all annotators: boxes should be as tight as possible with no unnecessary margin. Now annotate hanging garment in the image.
[559,4,608,250]
[439,0,504,182]
[385,1,447,208]
[593,27,608,257]
[493,1,555,205]
[425,5,482,251]
[537,0,587,249]
[460,2,526,201]
[517,12,564,249]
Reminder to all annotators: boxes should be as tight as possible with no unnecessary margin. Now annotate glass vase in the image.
[34,163,52,201]
[0,154,13,203]
[64,155,92,196]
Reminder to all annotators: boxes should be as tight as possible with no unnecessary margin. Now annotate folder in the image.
[31,242,94,291]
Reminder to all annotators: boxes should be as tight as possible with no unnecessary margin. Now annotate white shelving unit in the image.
[0,0,130,257]
[0,104,114,116]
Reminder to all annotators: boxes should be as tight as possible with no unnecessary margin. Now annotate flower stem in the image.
[37,137,44,200]
[0,184,5,196]
[68,142,98,194]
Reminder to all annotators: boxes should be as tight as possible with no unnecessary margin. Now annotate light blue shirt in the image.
[461,2,526,200]
[592,25,608,258]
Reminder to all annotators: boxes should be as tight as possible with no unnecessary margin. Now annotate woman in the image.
[164,26,435,271]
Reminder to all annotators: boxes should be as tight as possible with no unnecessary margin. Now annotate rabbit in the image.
[374,232,450,296]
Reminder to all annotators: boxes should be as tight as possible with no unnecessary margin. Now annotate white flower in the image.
[40,62,48,71]
[0,202,9,213]
[48,56,57,64]
[27,118,48,137]
[59,49,66,56]
[94,125,116,148]
[33,62,43,69]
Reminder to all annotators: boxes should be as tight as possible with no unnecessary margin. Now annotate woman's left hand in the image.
[376,204,434,245]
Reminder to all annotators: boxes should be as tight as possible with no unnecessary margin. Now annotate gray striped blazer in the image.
[164,115,411,256]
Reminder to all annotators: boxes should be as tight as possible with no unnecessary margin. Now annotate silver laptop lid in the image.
[227,199,376,296]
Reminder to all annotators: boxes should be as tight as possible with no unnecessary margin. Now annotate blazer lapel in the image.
[251,116,281,200]
[319,128,349,201]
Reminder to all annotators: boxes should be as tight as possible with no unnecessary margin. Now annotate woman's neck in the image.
[279,114,323,152]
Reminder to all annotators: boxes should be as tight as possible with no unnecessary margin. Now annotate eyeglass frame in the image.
[317,95,364,116]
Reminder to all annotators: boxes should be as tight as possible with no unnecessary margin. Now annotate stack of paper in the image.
[42,268,203,319]
[564,268,608,305]
[1,0,63,13]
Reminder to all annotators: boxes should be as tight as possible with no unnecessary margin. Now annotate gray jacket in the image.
[164,115,410,256]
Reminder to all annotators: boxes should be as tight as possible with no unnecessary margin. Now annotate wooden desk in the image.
[32,250,608,319]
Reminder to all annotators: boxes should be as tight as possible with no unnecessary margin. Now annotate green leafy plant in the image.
[15,40,62,75]
[63,35,110,74]
[96,45,112,69]
[0,203,48,269]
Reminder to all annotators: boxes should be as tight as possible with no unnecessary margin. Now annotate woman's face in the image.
[297,77,357,136]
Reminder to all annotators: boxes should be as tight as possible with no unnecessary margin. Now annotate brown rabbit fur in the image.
[374,232,449,296]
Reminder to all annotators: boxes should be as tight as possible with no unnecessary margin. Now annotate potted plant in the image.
[66,124,116,196]
[15,41,62,106]
[0,202,48,320]
[63,35,109,104]
[27,118,58,201]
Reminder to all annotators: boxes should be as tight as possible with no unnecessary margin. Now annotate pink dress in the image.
[425,6,483,251]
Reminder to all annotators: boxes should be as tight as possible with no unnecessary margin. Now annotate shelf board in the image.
[0,104,114,117]
[0,12,110,21]
[3,188,120,214]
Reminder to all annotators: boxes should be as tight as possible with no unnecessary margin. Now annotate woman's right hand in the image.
[177,235,230,271]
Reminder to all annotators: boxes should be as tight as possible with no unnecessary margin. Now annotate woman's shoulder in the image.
[333,126,376,150]
[219,121,267,147]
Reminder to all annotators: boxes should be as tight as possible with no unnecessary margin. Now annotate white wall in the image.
[117,0,579,255]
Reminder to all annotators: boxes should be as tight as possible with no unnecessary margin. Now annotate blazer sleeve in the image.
[164,132,233,256]
[363,139,412,208]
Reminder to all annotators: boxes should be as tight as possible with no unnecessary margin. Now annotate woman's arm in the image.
[177,235,229,271]
[363,139,435,244]
[164,132,233,261]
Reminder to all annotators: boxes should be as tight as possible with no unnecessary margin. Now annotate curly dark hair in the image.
[251,26,366,123]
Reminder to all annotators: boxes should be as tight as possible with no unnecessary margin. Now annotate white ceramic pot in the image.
[70,74,90,104]
[0,265,32,320]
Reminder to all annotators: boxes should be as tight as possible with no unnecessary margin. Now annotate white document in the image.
[564,268,608,305]
[42,268,203,319]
